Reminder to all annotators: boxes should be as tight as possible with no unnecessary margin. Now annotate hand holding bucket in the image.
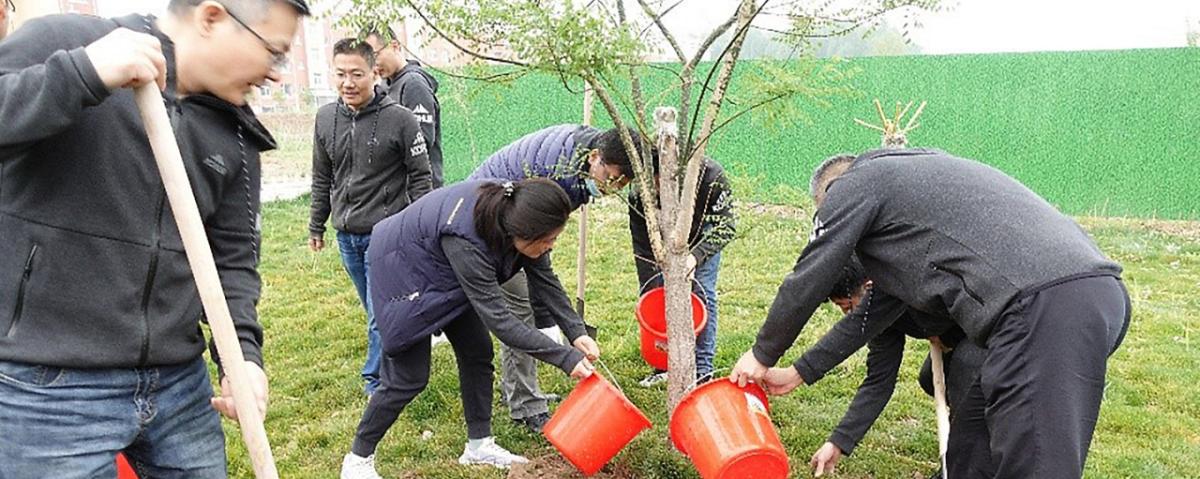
[670,380,789,479]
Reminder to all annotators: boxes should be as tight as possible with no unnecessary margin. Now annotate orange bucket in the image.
[635,286,707,370]
[116,452,138,479]
[543,372,652,476]
[669,380,788,479]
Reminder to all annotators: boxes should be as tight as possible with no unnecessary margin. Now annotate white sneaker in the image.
[457,437,529,468]
[638,371,668,388]
[431,332,449,347]
[340,453,382,479]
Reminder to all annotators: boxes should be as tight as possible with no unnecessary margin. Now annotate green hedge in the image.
[438,48,1200,219]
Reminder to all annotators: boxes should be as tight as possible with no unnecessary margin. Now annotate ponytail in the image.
[474,178,572,253]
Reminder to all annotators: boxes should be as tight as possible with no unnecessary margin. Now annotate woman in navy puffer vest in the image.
[341,178,601,476]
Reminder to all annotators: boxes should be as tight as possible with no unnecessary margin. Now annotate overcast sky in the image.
[98,0,1198,55]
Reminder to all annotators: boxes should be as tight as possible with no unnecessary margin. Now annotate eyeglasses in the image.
[222,4,288,69]
[5,0,15,13]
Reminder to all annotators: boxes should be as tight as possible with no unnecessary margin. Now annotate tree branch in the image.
[636,0,687,63]
[402,0,529,68]
[678,0,759,240]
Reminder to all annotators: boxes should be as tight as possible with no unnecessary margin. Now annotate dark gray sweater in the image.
[442,237,587,373]
[0,14,271,368]
[309,87,433,236]
[753,148,1121,367]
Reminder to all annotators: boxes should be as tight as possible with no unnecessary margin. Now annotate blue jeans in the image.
[337,231,381,394]
[0,357,225,478]
[693,252,721,377]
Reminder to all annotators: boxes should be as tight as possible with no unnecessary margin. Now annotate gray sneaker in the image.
[457,437,529,468]
[638,371,668,387]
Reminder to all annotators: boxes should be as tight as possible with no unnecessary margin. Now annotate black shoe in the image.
[514,412,551,433]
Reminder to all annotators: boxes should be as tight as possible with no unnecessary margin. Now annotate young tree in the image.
[342,0,945,411]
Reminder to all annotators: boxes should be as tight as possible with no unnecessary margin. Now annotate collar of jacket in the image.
[856,147,945,164]
[336,84,394,117]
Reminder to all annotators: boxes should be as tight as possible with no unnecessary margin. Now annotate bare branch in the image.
[403,0,529,67]
[679,0,760,242]
[637,0,687,63]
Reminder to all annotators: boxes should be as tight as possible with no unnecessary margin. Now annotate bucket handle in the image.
[595,358,628,395]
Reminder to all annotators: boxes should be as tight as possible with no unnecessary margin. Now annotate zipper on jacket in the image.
[6,245,39,338]
[139,194,167,365]
[341,111,358,230]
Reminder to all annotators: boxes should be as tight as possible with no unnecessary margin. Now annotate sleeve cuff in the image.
[67,47,111,106]
[751,344,780,367]
[793,357,824,385]
[828,431,858,456]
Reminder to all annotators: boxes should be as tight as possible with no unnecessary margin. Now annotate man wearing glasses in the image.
[364,27,444,188]
[0,0,309,476]
[308,38,433,397]
[0,0,14,41]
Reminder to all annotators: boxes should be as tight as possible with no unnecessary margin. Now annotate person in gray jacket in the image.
[309,38,433,395]
[364,27,443,187]
[0,0,309,475]
[732,148,1130,478]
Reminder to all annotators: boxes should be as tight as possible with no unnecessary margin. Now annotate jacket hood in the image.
[337,84,394,118]
[395,60,439,93]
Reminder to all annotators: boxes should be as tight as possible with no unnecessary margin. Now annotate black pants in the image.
[351,311,496,457]
[946,275,1130,478]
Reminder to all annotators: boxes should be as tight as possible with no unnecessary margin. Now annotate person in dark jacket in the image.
[0,0,309,476]
[364,27,443,187]
[731,149,1131,478]
[806,257,985,477]
[630,153,736,386]
[340,178,601,478]
[309,37,432,395]
[468,124,640,432]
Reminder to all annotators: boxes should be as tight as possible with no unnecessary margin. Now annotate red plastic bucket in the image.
[543,372,652,476]
[669,380,788,479]
[116,453,138,479]
[635,286,707,370]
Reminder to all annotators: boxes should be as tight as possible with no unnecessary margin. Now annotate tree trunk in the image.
[654,107,697,412]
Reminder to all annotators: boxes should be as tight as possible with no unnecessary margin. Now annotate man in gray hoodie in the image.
[732,148,1130,478]
[309,38,433,395]
[365,27,443,187]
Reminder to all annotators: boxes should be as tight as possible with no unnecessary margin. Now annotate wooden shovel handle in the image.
[134,85,279,479]
[930,341,951,479]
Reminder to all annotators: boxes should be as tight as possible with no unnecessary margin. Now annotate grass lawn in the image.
[219,192,1200,478]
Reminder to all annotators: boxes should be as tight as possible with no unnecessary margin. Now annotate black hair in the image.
[474,178,572,253]
[828,255,869,301]
[333,38,376,67]
[809,154,856,204]
[363,25,399,44]
[168,0,311,21]
[594,127,644,179]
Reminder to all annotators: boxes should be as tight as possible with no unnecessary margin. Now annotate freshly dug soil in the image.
[507,454,639,479]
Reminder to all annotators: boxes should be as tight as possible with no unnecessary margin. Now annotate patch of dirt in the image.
[507,453,638,479]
